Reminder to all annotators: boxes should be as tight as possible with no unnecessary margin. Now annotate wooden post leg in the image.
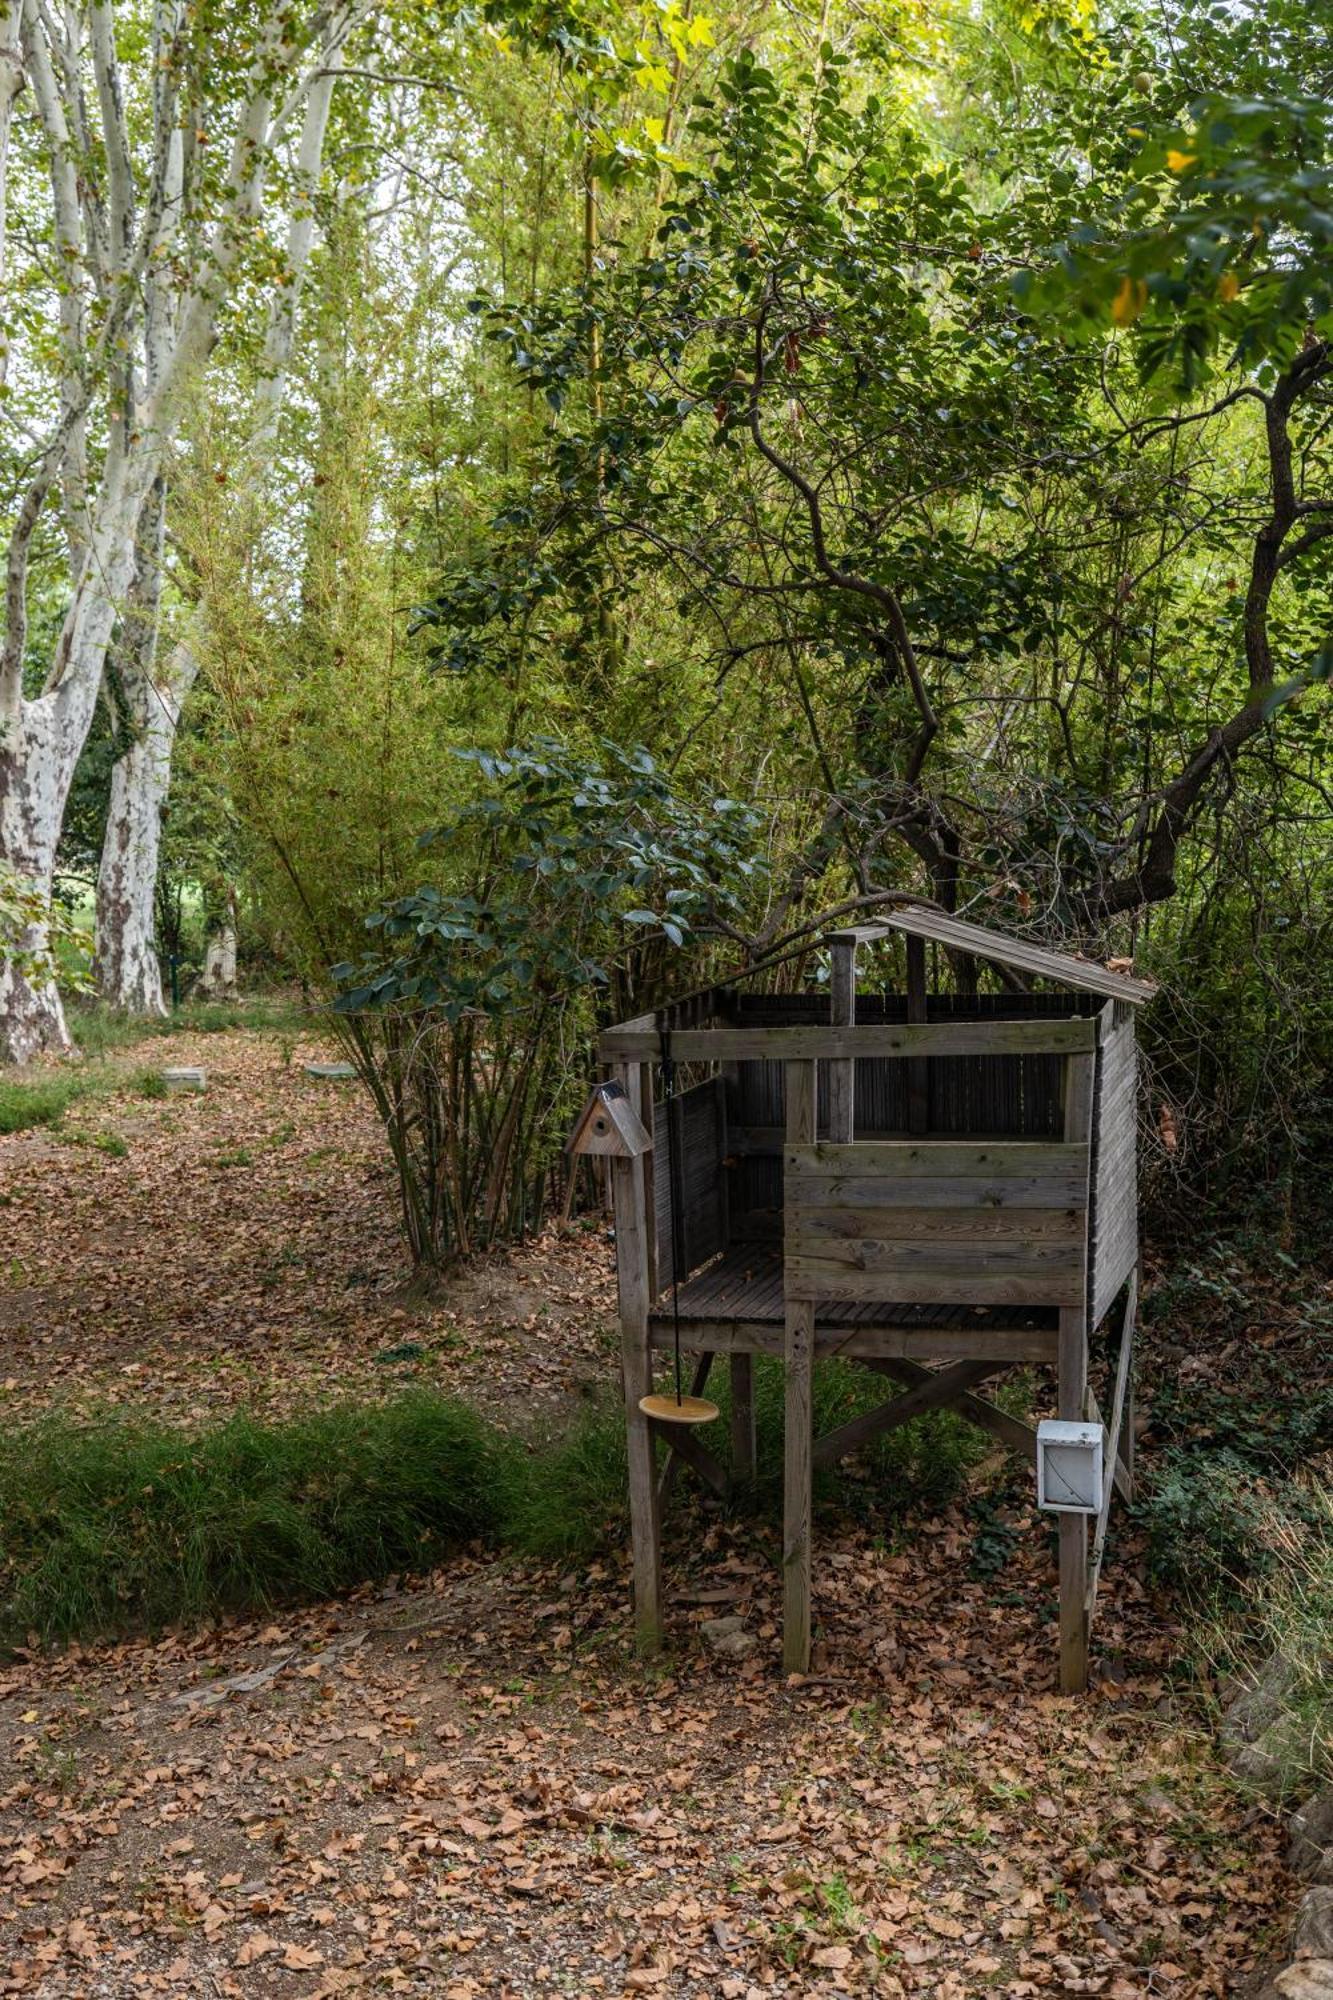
[1059,1515,1088,1694]
[1117,1276,1137,1503]
[730,1352,756,1484]
[783,1057,818,1676]
[610,1063,662,1655]
[624,1335,663,1654]
[1058,1302,1089,1694]
[1118,1369,1135,1503]
[783,1300,814,1674]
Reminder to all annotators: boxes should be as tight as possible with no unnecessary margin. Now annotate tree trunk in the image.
[1,448,158,1059]
[0,682,100,1061]
[194,913,238,1001]
[94,636,198,1015]
[89,49,339,1007]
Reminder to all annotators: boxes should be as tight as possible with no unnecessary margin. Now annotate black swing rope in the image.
[660,1027,687,1408]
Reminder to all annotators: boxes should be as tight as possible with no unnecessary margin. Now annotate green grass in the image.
[0,997,315,1138]
[0,1394,502,1645]
[62,1129,129,1158]
[65,994,310,1057]
[0,1361,1001,1650]
[0,1073,85,1135]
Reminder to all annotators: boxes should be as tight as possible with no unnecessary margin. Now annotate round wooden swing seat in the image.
[638,1393,720,1425]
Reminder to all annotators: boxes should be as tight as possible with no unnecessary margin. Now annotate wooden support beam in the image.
[783,1060,817,1676]
[730,1352,756,1484]
[812,1359,999,1471]
[906,933,929,1135]
[864,1358,1038,1463]
[611,1061,663,1655]
[598,1020,1098,1062]
[828,939,856,1145]
[649,1318,1059,1366]
[659,1354,715,1504]
[1057,1048,1095,1695]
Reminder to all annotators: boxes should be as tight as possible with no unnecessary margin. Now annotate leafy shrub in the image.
[1138,1449,1288,1602]
[0,863,92,996]
[335,739,765,1268]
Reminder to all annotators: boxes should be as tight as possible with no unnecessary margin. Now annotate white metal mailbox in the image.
[1036,1420,1105,1514]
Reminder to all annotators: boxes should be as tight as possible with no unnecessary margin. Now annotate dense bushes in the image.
[331,740,766,1267]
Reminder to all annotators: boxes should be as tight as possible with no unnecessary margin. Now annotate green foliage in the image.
[1017,0,1333,387]
[1137,1201,1333,1604]
[0,1394,503,1646]
[1139,1451,1285,1604]
[0,1363,993,1647]
[0,866,93,998]
[330,737,764,1268]
[499,1401,630,1560]
[336,737,765,1014]
[0,1074,84,1136]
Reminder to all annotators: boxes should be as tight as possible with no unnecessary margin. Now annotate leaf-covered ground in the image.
[0,1024,616,1429]
[0,1021,1292,1996]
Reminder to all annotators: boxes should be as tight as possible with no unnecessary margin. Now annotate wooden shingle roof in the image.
[826,904,1157,1004]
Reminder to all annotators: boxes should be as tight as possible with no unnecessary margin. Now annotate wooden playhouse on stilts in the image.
[570,906,1155,1694]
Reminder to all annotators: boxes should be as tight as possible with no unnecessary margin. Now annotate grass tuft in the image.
[64,994,311,1058]
[0,1075,83,1135]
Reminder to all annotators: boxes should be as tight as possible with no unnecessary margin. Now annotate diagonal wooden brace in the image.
[864,1356,1038,1464]
[1086,1273,1137,1625]
[648,1411,729,1500]
[657,1353,716,1504]
[813,1359,1001,1471]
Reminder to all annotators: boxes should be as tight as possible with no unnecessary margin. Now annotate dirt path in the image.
[0,1025,616,1430]
[0,1516,1288,1999]
[0,1024,1291,1996]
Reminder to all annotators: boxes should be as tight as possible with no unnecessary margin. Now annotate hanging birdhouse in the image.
[566,1080,653,1159]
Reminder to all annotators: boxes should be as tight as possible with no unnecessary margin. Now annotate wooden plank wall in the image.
[724,994,1098,1243]
[1090,1007,1139,1326]
[784,1140,1089,1307]
[653,1077,728,1290]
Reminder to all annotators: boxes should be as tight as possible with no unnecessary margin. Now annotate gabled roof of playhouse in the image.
[826,904,1157,1005]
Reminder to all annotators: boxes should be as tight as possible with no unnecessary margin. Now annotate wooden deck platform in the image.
[646,1246,1060,1363]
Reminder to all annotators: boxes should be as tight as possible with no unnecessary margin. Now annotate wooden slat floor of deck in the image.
[650,1245,1058,1333]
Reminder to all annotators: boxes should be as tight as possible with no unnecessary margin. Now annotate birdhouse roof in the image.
[565,1080,654,1158]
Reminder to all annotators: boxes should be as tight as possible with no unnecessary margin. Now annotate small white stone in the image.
[702,1615,756,1659]
[1273,1958,1333,1999]
[161,1067,206,1093]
